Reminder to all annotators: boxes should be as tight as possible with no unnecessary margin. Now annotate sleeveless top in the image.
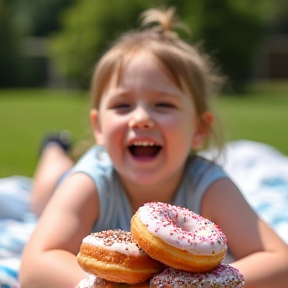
[70,145,228,233]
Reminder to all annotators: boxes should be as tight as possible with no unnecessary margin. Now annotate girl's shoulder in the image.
[178,155,229,215]
[186,154,227,180]
[71,145,113,175]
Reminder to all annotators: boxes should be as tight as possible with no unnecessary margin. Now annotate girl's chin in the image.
[128,153,160,163]
[123,172,163,186]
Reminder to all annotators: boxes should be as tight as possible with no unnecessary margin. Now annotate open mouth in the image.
[129,142,162,158]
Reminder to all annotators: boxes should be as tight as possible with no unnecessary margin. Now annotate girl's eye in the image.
[111,103,130,109]
[156,102,175,108]
[116,104,130,108]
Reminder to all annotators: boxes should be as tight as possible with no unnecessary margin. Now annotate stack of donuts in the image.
[77,202,244,288]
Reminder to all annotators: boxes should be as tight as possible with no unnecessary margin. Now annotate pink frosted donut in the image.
[131,202,227,272]
[150,265,245,288]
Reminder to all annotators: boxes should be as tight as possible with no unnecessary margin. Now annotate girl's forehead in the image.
[123,52,163,76]
[108,53,177,93]
[120,51,177,86]
[97,49,189,108]
[102,64,187,105]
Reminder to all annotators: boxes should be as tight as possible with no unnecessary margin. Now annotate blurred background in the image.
[0,0,288,177]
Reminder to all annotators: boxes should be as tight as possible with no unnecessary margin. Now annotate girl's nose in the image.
[128,106,154,129]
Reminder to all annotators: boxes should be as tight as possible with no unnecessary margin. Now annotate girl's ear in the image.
[192,111,213,151]
[90,109,104,145]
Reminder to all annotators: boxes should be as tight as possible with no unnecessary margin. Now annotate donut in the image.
[130,202,227,272]
[150,265,245,288]
[77,229,165,284]
[78,274,150,288]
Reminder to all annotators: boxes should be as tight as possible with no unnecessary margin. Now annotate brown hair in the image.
[90,7,224,152]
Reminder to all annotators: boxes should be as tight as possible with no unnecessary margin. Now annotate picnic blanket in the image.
[202,139,288,242]
[0,176,37,288]
[1,140,288,288]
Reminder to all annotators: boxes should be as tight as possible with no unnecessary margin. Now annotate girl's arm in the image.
[202,178,288,288]
[19,173,99,288]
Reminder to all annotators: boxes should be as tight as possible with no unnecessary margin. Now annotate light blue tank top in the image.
[70,145,228,233]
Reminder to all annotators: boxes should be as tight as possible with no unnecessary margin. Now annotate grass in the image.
[0,86,287,177]
[215,93,288,154]
[0,89,91,177]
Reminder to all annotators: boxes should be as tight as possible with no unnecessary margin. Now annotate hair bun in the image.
[140,7,189,39]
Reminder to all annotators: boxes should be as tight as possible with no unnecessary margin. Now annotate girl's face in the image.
[91,51,207,189]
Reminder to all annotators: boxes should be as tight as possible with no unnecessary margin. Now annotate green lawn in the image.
[0,89,91,177]
[0,88,287,177]
[215,93,288,154]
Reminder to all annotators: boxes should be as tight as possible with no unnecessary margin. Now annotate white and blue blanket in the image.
[202,140,288,243]
[0,140,288,288]
[0,176,38,288]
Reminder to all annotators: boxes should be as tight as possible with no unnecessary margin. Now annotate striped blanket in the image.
[0,140,288,288]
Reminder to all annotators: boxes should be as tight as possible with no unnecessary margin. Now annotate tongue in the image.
[130,146,160,157]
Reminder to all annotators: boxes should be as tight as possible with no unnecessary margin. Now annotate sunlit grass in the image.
[0,87,287,177]
[215,93,288,154]
[0,89,90,177]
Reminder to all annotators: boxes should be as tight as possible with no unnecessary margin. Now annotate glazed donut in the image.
[130,202,227,272]
[150,265,245,288]
[78,274,150,288]
[77,229,164,284]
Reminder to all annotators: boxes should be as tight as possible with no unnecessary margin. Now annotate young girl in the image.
[19,7,288,288]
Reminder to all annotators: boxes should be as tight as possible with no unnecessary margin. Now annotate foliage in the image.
[49,0,157,86]
[189,0,263,87]
[12,0,76,37]
[1,0,287,88]
[0,0,22,87]
[0,0,75,88]
[49,0,284,89]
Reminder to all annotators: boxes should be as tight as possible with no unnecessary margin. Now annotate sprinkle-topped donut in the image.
[77,230,164,284]
[150,264,245,288]
[131,202,227,272]
[82,230,142,256]
[139,202,227,255]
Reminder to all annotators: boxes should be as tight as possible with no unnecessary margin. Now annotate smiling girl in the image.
[19,7,288,288]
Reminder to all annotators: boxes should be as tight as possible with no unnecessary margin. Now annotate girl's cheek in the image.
[102,113,121,127]
[160,116,182,128]
[105,117,126,135]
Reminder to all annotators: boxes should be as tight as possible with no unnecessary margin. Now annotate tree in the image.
[49,0,157,87]
[0,0,22,87]
[12,0,76,37]
[49,0,286,89]
[0,0,76,87]
[189,0,263,87]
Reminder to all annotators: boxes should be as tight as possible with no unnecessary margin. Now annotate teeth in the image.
[132,141,155,146]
